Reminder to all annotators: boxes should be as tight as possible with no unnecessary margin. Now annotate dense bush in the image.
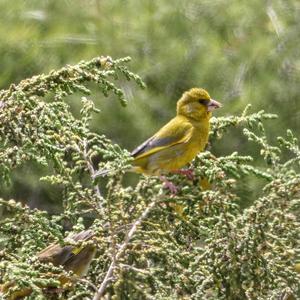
[0,57,299,299]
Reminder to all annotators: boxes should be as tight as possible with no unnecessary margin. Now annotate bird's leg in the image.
[159,176,178,194]
[171,169,194,181]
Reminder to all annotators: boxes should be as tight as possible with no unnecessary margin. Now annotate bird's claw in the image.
[163,181,178,194]
[172,169,195,181]
[160,176,178,194]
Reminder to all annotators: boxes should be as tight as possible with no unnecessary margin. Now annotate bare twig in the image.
[78,278,98,292]
[119,263,150,275]
[75,140,105,215]
[92,199,157,300]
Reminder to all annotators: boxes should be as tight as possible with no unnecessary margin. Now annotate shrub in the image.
[0,56,299,299]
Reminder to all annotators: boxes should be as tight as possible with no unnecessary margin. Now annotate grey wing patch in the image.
[61,230,95,266]
[38,243,74,265]
[55,245,76,266]
[131,136,155,157]
[38,230,94,266]
[131,135,178,158]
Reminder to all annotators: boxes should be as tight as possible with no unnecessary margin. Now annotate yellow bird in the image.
[131,88,221,190]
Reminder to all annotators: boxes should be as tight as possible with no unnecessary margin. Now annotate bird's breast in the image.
[149,125,209,173]
[132,118,210,175]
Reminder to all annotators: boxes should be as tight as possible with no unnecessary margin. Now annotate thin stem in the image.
[92,199,157,300]
[119,263,150,274]
[77,140,105,215]
[78,278,98,292]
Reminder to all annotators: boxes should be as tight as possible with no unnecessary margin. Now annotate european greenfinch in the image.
[131,88,221,190]
[1,230,96,300]
[37,229,96,277]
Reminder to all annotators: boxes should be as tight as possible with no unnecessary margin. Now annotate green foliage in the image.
[0,57,299,300]
[1,0,300,212]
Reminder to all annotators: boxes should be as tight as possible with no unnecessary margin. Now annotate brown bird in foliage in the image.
[0,230,96,300]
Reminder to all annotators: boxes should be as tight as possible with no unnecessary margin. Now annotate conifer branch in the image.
[93,198,157,300]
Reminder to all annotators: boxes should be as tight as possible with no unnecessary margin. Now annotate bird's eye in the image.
[198,99,209,105]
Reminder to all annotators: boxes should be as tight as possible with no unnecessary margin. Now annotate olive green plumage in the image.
[38,229,96,277]
[1,230,96,300]
[131,88,221,175]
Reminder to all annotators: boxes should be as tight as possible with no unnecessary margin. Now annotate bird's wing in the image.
[131,118,193,159]
[37,230,94,266]
[70,230,94,255]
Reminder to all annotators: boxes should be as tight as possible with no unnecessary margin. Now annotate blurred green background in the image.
[1,0,300,212]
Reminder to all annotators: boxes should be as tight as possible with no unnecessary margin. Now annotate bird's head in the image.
[176,88,222,120]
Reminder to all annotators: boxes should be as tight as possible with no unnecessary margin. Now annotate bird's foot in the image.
[160,176,178,194]
[172,169,194,181]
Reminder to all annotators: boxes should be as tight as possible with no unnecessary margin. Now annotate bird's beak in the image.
[207,99,222,111]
